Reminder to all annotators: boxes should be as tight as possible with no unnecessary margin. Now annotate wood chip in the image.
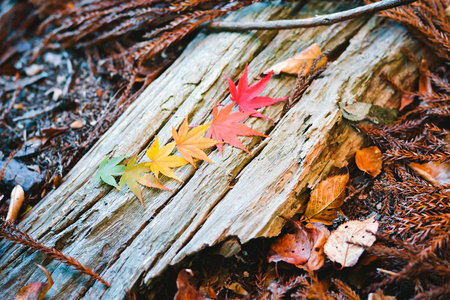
[70,120,84,128]
[6,185,25,222]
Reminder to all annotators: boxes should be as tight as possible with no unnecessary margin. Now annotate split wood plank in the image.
[0,1,429,299]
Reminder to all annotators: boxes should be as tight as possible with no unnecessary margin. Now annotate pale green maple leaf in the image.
[93,156,127,189]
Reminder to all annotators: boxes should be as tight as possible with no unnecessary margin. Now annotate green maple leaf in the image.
[119,157,169,205]
[93,156,127,189]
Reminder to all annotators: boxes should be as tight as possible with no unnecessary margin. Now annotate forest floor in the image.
[1,1,449,300]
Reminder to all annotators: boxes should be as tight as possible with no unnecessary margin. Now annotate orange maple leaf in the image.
[172,118,220,166]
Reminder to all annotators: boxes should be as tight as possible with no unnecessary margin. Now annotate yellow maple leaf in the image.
[146,135,188,182]
[172,118,220,166]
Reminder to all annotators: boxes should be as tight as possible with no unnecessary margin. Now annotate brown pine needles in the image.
[0,220,110,287]
[339,3,450,298]
[365,235,450,299]
[368,0,450,60]
[30,0,254,100]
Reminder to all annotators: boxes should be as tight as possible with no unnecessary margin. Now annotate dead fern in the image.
[29,0,255,100]
[0,220,110,287]
[284,51,329,112]
[365,235,450,299]
[368,0,450,60]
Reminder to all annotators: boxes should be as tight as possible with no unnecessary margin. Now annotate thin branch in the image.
[207,0,417,31]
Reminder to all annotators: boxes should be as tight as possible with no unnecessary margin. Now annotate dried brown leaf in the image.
[419,59,432,93]
[324,215,379,268]
[263,43,327,76]
[225,282,248,296]
[409,161,450,185]
[355,146,383,178]
[268,220,329,271]
[368,290,397,300]
[268,221,311,266]
[15,264,53,300]
[399,94,414,111]
[174,269,206,300]
[302,222,330,272]
[70,120,84,128]
[304,174,349,225]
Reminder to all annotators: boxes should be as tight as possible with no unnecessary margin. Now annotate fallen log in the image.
[0,1,431,299]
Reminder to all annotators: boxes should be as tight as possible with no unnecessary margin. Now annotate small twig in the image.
[3,72,48,92]
[208,0,417,31]
[377,268,399,276]
[12,103,59,122]
[63,57,74,96]
[1,73,20,123]
[0,150,16,182]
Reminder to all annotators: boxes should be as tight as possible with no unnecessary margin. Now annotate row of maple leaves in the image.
[91,58,385,277]
[93,43,326,205]
[94,63,287,204]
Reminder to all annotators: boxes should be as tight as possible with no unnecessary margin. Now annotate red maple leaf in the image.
[224,63,288,119]
[206,104,267,155]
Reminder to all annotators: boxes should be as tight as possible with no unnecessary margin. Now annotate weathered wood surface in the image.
[0,1,429,299]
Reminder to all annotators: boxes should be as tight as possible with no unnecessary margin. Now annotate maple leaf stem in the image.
[207,0,416,31]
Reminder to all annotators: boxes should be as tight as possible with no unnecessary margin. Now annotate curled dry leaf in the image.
[263,43,327,76]
[6,185,25,222]
[355,146,383,178]
[324,215,379,268]
[409,161,450,186]
[399,93,414,111]
[70,120,84,128]
[15,264,53,300]
[446,6,450,19]
[268,220,311,266]
[419,58,432,93]
[225,282,248,296]
[303,222,330,271]
[304,174,349,225]
[268,219,330,272]
[174,269,206,300]
[340,102,397,124]
[340,101,372,122]
[368,290,397,300]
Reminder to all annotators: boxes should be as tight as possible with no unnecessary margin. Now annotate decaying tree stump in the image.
[0,1,432,299]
